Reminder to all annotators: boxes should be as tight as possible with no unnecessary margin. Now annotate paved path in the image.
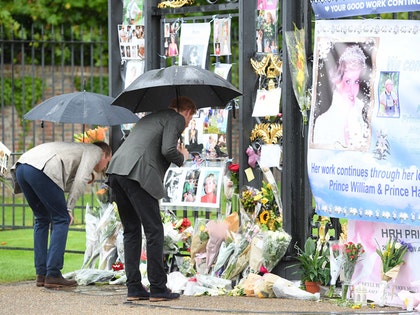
[0,281,412,315]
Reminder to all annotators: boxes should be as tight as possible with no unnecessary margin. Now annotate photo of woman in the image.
[310,39,377,151]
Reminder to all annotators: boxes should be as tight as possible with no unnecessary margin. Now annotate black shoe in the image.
[44,275,77,288]
[36,275,45,287]
[127,289,150,301]
[150,290,180,302]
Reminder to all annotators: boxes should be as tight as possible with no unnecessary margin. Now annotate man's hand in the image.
[68,209,74,225]
[179,146,189,161]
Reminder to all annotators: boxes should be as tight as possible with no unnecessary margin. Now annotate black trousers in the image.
[108,174,167,294]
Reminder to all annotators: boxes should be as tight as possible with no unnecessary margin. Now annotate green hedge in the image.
[2,77,43,119]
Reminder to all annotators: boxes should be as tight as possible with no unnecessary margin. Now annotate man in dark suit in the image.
[107,96,196,302]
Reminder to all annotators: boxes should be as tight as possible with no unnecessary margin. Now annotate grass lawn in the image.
[0,228,86,284]
[0,205,221,285]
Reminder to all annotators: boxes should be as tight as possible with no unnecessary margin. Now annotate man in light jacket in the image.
[11,141,112,288]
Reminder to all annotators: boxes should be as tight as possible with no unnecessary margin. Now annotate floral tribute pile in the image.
[153,177,298,298]
[161,179,292,283]
[70,161,297,298]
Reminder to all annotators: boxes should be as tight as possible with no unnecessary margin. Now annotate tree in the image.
[0,0,108,66]
[0,0,108,31]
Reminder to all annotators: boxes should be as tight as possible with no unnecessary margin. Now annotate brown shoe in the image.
[44,275,77,288]
[36,275,46,287]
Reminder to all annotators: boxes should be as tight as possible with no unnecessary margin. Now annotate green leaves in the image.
[293,237,331,285]
[376,237,412,274]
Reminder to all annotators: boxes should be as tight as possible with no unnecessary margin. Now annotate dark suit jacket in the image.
[107,109,185,199]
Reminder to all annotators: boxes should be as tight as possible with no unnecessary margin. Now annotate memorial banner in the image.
[311,0,420,20]
[308,19,420,226]
[348,220,420,305]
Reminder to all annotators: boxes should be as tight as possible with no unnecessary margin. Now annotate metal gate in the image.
[0,24,108,229]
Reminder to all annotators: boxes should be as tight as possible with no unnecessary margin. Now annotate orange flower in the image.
[74,126,108,143]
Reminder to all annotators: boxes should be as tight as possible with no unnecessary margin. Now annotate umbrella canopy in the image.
[24,91,139,126]
[112,65,242,113]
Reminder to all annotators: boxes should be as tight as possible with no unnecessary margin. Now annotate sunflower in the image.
[259,210,270,225]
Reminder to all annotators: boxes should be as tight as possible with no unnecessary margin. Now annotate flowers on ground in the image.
[162,212,193,255]
[222,222,260,280]
[376,238,413,281]
[262,230,291,272]
[175,217,192,233]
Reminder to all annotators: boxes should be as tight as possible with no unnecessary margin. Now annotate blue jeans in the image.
[15,164,70,277]
[108,174,167,294]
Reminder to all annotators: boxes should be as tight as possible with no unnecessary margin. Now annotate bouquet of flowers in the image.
[82,182,123,270]
[343,241,364,283]
[74,126,108,143]
[205,220,229,274]
[284,24,310,125]
[262,229,291,272]
[95,183,110,205]
[342,241,364,299]
[190,218,209,266]
[0,142,13,192]
[162,212,192,255]
[222,222,260,280]
[163,220,182,254]
[175,218,193,252]
[96,202,122,270]
[255,181,282,232]
[240,186,260,214]
[327,240,344,297]
[376,238,413,282]
[211,236,236,277]
[81,203,102,269]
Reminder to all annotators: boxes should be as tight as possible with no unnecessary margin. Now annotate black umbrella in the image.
[112,65,242,113]
[24,91,139,125]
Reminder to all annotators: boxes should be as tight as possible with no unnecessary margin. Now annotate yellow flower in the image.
[268,219,276,231]
[261,197,269,205]
[259,210,269,224]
